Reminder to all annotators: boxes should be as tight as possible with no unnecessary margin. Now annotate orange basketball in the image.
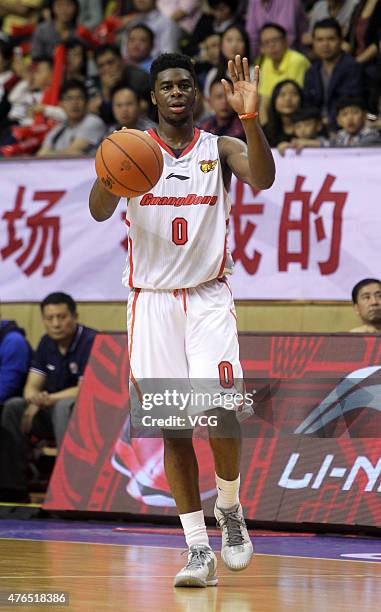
[95,129,164,197]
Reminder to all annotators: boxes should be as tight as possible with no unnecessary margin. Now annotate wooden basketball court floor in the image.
[0,517,381,611]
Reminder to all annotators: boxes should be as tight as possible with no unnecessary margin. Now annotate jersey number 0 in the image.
[172,217,188,245]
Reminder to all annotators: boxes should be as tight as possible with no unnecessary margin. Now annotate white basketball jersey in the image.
[122,128,233,290]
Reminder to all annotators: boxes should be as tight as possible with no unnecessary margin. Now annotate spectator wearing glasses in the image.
[258,23,310,122]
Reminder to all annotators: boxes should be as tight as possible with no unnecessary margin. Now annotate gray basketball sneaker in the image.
[174,544,218,588]
[214,502,254,571]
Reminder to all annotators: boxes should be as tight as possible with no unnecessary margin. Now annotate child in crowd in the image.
[277,107,327,155]
[331,97,381,147]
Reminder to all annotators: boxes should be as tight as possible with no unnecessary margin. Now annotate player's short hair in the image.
[40,292,77,314]
[150,53,196,89]
[259,22,287,39]
[94,43,122,63]
[128,23,155,48]
[352,279,381,303]
[336,97,367,114]
[313,17,342,38]
[291,107,321,123]
[59,78,88,100]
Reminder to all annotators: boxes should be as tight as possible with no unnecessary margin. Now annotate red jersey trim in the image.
[128,288,144,403]
[217,219,230,278]
[128,288,141,358]
[147,128,201,159]
[128,236,133,287]
[182,288,187,314]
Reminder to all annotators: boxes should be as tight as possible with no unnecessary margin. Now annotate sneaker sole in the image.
[174,576,218,588]
[221,548,254,571]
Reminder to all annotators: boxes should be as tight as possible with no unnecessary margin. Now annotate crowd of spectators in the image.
[1,0,381,157]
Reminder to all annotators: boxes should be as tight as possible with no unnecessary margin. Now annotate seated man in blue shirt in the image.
[1,292,97,496]
[0,312,31,408]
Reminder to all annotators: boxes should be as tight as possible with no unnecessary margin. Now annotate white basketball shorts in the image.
[127,277,253,429]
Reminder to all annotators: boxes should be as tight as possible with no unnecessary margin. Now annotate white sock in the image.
[215,473,240,509]
[179,509,209,548]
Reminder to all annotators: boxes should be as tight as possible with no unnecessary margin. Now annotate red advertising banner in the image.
[44,333,381,528]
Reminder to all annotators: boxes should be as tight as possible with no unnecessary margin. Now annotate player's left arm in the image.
[218,56,275,190]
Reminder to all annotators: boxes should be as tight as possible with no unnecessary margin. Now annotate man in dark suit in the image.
[303,18,364,130]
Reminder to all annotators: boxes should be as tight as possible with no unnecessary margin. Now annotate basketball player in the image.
[89,53,275,587]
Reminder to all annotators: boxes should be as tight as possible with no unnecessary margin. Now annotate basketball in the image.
[95,129,164,197]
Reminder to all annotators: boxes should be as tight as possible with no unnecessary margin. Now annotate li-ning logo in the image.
[278,365,381,492]
[199,159,218,173]
[278,453,381,492]
[166,173,190,181]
